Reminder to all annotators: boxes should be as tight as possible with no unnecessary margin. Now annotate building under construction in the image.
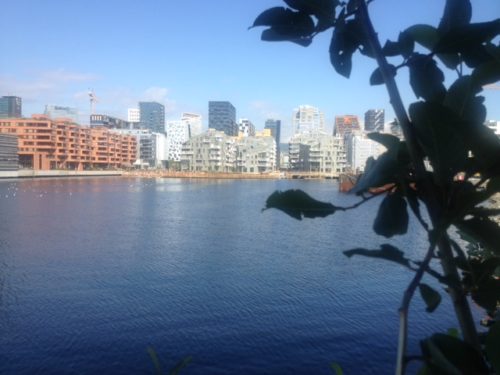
[0,115,136,170]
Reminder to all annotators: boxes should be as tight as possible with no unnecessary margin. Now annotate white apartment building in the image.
[113,128,167,167]
[127,108,140,123]
[181,129,236,172]
[238,118,256,137]
[292,105,325,135]
[182,112,203,137]
[236,136,276,173]
[350,134,386,172]
[166,120,190,161]
[289,133,346,175]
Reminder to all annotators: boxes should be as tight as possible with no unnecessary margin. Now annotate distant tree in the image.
[253,0,500,373]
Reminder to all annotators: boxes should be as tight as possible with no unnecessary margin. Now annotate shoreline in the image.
[1,169,340,180]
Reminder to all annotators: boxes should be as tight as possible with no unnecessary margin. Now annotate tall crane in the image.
[88,89,98,115]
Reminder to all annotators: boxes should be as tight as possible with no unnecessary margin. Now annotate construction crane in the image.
[88,89,98,115]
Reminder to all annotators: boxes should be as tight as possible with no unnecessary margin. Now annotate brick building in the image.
[0,115,136,170]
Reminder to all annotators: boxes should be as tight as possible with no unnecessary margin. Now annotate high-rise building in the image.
[44,105,79,123]
[181,112,203,137]
[209,101,237,136]
[265,119,282,168]
[166,120,191,161]
[292,105,325,135]
[0,96,22,118]
[139,102,165,133]
[334,115,361,137]
[364,109,385,132]
[128,108,140,123]
[238,119,256,137]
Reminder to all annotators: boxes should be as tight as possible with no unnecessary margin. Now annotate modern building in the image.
[90,114,135,129]
[166,120,191,162]
[292,105,325,135]
[139,102,165,133]
[364,109,385,132]
[181,112,203,137]
[334,115,361,137]
[288,133,346,175]
[236,136,276,173]
[0,133,19,171]
[181,129,237,172]
[265,119,281,168]
[349,134,386,172]
[0,96,22,118]
[208,101,237,136]
[238,118,256,137]
[44,105,79,123]
[0,115,136,170]
[128,108,140,124]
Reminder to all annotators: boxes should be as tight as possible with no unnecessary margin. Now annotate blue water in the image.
[0,177,479,374]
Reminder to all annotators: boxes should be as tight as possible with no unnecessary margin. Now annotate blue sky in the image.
[1,0,499,141]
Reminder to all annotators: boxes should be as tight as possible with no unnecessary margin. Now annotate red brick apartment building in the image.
[0,115,137,170]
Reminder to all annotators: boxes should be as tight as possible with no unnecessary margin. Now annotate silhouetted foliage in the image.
[254,0,500,373]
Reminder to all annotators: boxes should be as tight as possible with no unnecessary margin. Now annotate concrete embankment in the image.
[0,170,123,179]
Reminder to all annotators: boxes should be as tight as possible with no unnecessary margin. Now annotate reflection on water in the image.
[0,177,467,374]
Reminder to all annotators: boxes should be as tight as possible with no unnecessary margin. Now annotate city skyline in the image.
[1,0,499,142]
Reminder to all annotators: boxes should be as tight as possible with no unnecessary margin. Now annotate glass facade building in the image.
[364,109,385,132]
[208,101,237,136]
[0,96,22,118]
[265,119,281,168]
[139,102,165,133]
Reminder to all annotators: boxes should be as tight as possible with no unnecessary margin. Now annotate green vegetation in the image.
[254,0,500,373]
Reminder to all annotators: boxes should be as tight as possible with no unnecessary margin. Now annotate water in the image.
[0,177,478,374]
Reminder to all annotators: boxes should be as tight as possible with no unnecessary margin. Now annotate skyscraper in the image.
[208,101,237,136]
[265,119,281,168]
[292,105,325,135]
[139,102,165,133]
[334,115,361,137]
[0,96,22,118]
[364,109,385,132]
[44,105,79,123]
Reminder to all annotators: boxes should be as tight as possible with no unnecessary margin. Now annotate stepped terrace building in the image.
[0,115,136,170]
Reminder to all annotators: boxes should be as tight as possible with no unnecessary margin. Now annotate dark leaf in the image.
[421,334,488,374]
[404,183,428,229]
[261,28,313,46]
[408,53,446,102]
[264,190,336,220]
[405,24,439,50]
[329,19,365,78]
[438,0,472,34]
[369,64,396,86]
[284,0,337,31]
[462,44,496,69]
[434,20,500,55]
[252,7,316,41]
[454,217,500,256]
[398,31,415,59]
[485,322,500,374]
[382,39,401,57]
[373,191,409,238]
[409,102,468,185]
[472,277,500,312]
[366,132,400,150]
[350,152,399,194]
[444,76,485,123]
[472,60,500,88]
[252,7,292,28]
[419,283,442,312]
[343,244,411,268]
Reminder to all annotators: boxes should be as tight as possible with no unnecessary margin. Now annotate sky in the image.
[1,0,499,141]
